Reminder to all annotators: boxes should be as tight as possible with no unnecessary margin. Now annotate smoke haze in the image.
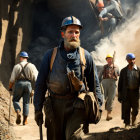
[91,2,140,69]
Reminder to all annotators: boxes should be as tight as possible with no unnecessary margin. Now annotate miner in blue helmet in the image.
[118,53,140,129]
[34,16,103,140]
[9,51,38,125]
[19,51,29,58]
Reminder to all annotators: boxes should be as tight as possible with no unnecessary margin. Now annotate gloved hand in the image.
[35,111,43,126]
[9,88,14,95]
[67,70,83,92]
[118,93,122,103]
[9,88,12,91]
[30,90,34,97]
[9,82,14,95]
[118,98,122,103]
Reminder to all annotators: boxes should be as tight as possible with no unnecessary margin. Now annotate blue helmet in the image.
[20,51,29,58]
[126,53,135,60]
[61,16,83,30]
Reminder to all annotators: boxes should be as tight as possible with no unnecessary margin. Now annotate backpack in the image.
[50,47,101,124]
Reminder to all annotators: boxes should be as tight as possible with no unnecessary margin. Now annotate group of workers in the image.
[99,53,140,129]
[8,1,139,140]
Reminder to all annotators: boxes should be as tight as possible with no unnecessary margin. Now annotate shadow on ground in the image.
[84,125,140,140]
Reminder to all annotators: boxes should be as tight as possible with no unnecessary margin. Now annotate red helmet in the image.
[96,1,104,8]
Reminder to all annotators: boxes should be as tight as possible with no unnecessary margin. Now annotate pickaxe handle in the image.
[39,122,43,140]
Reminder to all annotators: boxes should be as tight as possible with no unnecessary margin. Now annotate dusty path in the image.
[12,96,140,140]
[12,102,46,140]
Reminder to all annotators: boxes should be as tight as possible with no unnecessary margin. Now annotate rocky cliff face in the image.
[0,0,33,87]
[0,82,15,140]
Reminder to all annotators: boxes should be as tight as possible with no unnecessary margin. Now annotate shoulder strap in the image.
[17,62,29,80]
[49,47,86,77]
[79,47,96,94]
[50,47,58,72]
[79,47,86,80]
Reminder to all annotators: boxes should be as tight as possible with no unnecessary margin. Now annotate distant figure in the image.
[97,0,123,34]
[9,51,38,125]
[99,54,119,121]
[96,1,104,14]
[118,53,140,129]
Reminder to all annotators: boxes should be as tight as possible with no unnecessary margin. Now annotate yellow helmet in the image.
[106,54,113,59]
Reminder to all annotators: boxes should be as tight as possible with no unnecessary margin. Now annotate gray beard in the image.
[64,39,80,50]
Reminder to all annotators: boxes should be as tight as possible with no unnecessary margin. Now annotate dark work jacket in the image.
[34,42,103,111]
[118,65,140,102]
[47,46,81,95]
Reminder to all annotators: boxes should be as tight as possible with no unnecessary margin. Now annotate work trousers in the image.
[13,80,32,116]
[45,96,86,140]
[102,79,117,111]
[122,90,139,125]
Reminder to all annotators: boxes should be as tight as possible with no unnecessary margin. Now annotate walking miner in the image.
[118,53,140,129]
[34,16,103,140]
[99,54,119,121]
[9,51,38,125]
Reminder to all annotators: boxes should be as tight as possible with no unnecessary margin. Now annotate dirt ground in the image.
[12,95,140,140]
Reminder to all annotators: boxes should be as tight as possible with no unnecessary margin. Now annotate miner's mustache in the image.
[69,38,79,42]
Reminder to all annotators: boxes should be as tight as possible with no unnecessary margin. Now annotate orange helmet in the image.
[96,1,104,8]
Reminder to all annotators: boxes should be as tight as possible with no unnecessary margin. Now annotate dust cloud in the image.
[91,2,140,69]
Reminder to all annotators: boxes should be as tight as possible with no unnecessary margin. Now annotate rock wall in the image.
[0,0,33,87]
[0,82,15,140]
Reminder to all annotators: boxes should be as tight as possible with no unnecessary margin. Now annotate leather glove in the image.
[67,70,83,92]
[9,88,14,95]
[9,88,12,91]
[118,98,122,103]
[30,90,34,97]
[9,82,14,95]
[35,111,43,126]
[118,93,122,103]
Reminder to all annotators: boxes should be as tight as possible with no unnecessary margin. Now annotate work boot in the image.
[23,116,28,125]
[16,110,21,125]
[132,115,137,126]
[106,111,112,121]
[125,124,131,130]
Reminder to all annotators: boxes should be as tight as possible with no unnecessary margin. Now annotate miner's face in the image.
[106,57,113,65]
[127,58,135,66]
[61,25,80,50]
